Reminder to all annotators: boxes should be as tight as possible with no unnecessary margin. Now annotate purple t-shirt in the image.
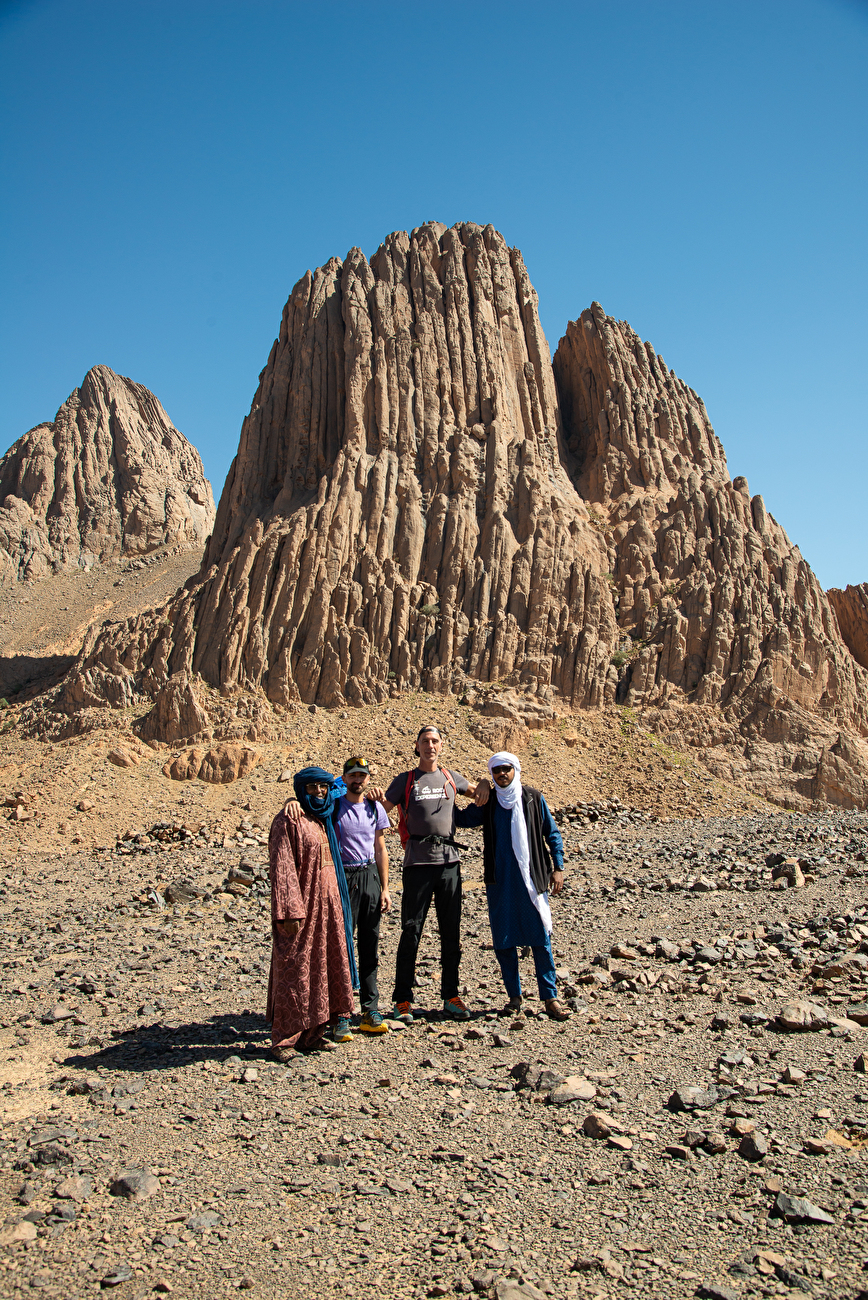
[334,795,389,866]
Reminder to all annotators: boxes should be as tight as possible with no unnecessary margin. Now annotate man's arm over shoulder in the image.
[380,771,410,816]
[448,769,490,805]
[455,802,484,828]
[450,768,487,799]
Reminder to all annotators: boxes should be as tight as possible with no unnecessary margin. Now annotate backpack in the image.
[397,767,457,847]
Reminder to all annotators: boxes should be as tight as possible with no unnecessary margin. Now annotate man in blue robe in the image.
[457,751,571,1019]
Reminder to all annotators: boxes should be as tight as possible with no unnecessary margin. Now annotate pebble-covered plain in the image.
[3,802,868,1300]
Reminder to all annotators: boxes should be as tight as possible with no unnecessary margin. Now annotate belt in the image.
[408,834,469,851]
[343,857,375,872]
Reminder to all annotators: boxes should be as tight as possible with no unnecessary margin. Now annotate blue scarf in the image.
[292,766,358,990]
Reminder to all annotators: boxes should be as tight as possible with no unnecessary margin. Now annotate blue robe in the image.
[457,796,563,999]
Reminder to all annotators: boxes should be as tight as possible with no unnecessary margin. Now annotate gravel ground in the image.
[2,802,868,1300]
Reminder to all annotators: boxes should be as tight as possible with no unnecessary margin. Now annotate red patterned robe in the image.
[267,811,353,1049]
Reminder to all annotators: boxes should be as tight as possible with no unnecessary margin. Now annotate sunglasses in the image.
[343,757,370,772]
[491,765,514,775]
[305,781,330,793]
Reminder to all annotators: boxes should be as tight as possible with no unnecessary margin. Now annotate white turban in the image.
[487,752,552,933]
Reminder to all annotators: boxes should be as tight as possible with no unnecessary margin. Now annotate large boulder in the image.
[139,673,212,745]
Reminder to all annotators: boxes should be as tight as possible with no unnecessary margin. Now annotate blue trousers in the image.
[495,936,557,1001]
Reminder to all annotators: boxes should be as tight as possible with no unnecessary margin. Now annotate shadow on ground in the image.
[59,1003,468,1075]
[61,1011,271,1074]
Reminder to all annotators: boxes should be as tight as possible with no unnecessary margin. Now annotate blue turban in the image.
[292,766,358,990]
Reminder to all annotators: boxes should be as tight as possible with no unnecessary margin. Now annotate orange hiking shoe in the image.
[392,1001,414,1024]
[443,996,470,1021]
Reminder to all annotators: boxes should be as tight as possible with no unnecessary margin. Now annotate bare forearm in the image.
[374,830,389,889]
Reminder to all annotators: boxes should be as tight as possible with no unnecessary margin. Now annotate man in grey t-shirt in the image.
[375,725,487,1023]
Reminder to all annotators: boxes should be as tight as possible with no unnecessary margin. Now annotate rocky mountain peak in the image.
[0,365,215,583]
[195,220,611,707]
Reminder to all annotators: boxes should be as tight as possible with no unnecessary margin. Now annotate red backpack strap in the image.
[397,770,415,847]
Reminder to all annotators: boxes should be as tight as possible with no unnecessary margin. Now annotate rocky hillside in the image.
[0,365,215,584]
[31,223,868,810]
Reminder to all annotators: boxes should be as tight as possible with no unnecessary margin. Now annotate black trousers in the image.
[346,864,381,1014]
[393,862,462,1004]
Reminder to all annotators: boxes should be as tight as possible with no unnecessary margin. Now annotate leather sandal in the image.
[544,998,572,1020]
[269,1045,299,1063]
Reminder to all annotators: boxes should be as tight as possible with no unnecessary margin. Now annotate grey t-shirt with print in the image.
[384,767,470,867]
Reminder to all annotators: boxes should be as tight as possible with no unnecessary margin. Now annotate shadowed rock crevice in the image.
[828,584,868,671]
[0,652,76,701]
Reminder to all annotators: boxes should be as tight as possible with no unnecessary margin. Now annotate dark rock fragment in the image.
[669,1085,719,1111]
[772,1192,834,1224]
[110,1168,159,1201]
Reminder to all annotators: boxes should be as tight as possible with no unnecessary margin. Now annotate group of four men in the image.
[266,725,570,1058]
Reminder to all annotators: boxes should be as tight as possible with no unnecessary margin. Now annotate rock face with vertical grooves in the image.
[195,221,615,707]
[0,365,215,583]
[60,223,616,717]
[49,225,868,808]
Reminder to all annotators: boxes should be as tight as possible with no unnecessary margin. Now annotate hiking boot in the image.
[443,996,470,1021]
[359,1010,389,1035]
[392,1001,414,1024]
[544,998,571,1021]
[332,1016,354,1042]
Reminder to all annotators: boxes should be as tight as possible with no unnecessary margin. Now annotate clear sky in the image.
[1,0,866,589]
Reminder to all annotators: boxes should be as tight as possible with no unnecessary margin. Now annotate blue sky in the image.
[1,0,866,589]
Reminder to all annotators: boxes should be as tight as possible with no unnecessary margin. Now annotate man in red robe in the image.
[267,769,354,1059]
